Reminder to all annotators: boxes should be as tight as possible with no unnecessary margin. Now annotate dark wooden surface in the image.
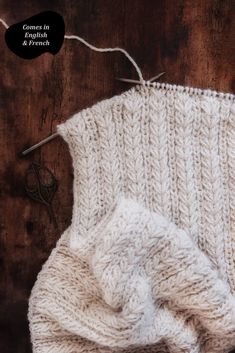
[0,1,234,352]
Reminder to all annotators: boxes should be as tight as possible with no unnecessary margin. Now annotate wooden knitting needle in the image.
[21,132,59,156]
[116,72,165,84]
[21,73,165,156]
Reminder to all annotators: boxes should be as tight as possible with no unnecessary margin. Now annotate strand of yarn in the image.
[0,18,9,29]
[0,17,144,82]
[64,34,144,83]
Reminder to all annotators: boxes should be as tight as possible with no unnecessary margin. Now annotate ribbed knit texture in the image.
[28,83,235,353]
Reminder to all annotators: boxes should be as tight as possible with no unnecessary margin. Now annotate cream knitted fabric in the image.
[28,83,235,353]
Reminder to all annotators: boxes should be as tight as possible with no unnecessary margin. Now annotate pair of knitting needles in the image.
[19,29,165,156]
[21,73,165,156]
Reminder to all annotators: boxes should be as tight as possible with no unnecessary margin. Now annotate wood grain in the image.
[0,1,234,352]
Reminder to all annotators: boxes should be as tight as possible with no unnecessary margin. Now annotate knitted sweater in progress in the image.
[28,83,235,353]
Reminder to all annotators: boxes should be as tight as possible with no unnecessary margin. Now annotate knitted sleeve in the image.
[28,197,235,352]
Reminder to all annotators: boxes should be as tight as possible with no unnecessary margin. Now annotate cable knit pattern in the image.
[28,83,235,353]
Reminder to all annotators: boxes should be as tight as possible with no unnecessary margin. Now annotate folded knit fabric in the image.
[28,83,235,353]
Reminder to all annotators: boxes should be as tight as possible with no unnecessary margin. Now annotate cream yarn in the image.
[28,83,235,353]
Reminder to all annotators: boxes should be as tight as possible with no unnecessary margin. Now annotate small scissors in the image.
[25,162,58,228]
